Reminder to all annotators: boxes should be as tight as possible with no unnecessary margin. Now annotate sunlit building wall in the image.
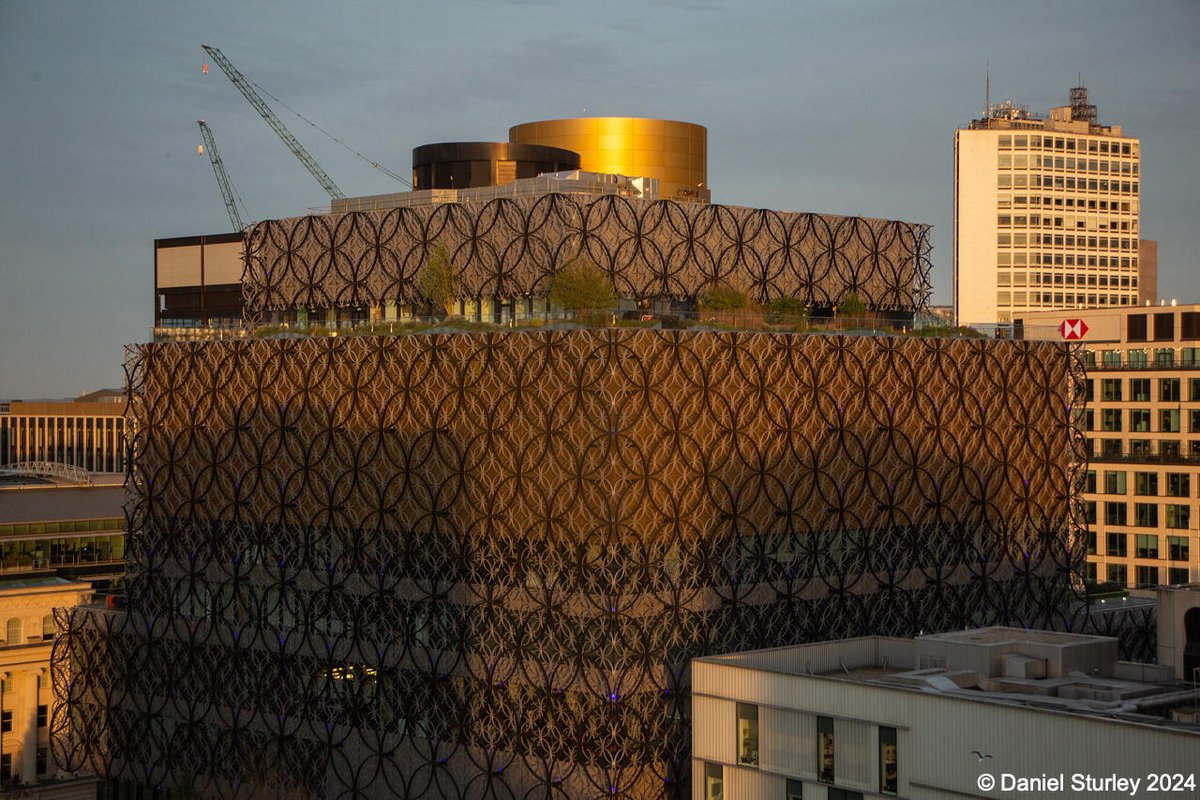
[954,87,1141,326]
[509,117,709,203]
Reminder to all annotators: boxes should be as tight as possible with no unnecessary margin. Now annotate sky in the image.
[1,0,1198,398]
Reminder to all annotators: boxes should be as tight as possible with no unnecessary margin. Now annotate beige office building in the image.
[954,86,1143,326]
[1021,305,1200,592]
[0,390,126,474]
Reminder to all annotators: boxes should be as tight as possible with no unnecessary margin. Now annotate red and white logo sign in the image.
[1059,319,1089,340]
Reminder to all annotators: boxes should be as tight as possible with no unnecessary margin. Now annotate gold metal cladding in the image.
[54,329,1088,799]
[510,117,707,202]
[243,194,935,314]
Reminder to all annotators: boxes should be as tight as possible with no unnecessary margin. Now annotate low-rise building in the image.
[693,627,1199,800]
[0,575,94,795]
[0,389,127,474]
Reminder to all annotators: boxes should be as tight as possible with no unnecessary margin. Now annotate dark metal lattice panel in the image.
[242,195,933,315]
[56,329,1083,799]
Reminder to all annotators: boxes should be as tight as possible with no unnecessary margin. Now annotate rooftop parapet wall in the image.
[243,194,933,315]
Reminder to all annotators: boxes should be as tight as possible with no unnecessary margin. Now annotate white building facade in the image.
[693,628,1199,800]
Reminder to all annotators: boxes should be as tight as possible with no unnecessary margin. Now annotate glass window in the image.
[1168,536,1190,562]
[1102,409,1122,432]
[704,763,723,800]
[1136,565,1159,589]
[818,716,835,784]
[787,779,804,800]
[42,614,54,641]
[1108,563,1128,586]
[1130,440,1152,456]
[1161,378,1181,402]
[37,704,47,728]
[1161,441,1181,459]
[1102,350,1121,367]
[1191,409,1200,433]
[1166,505,1190,530]
[1135,534,1159,559]
[1134,472,1158,496]
[1182,312,1199,341]
[1160,409,1180,433]
[5,618,21,644]
[1190,377,1200,401]
[1130,409,1151,432]
[1155,348,1175,367]
[1107,532,1127,557]
[736,703,759,766]
[1105,502,1127,526]
[1101,379,1122,401]
[1101,439,1122,458]
[1085,470,1097,493]
[1087,529,1098,554]
[1166,474,1190,497]
[1104,471,1127,494]
[1135,503,1159,527]
[1169,567,1190,585]
[1154,313,1175,342]
[1128,350,1149,369]
[880,726,898,795]
[1127,314,1147,342]
[0,711,10,733]
[1085,501,1097,526]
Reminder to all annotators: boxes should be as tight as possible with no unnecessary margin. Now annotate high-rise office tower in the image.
[954,85,1143,326]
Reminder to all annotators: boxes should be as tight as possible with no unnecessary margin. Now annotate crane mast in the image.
[201,44,346,199]
[197,120,246,231]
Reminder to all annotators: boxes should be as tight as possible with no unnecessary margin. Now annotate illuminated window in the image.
[880,726,898,794]
[817,716,835,783]
[704,763,723,800]
[736,703,759,767]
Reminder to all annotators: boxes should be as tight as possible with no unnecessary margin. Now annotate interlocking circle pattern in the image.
[56,330,1085,799]
[243,195,934,314]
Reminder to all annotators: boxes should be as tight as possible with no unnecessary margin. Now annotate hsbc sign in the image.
[1059,319,1089,340]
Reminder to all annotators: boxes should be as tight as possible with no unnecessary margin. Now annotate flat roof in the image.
[0,575,92,593]
[920,626,1111,646]
[0,485,124,524]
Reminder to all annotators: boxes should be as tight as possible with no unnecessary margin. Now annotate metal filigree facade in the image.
[243,195,933,315]
[55,329,1083,799]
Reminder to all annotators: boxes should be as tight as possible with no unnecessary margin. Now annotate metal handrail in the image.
[0,462,93,485]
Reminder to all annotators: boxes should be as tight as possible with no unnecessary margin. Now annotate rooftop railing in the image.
[151,310,990,344]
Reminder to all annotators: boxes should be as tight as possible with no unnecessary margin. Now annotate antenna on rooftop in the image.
[1070,77,1097,125]
[985,60,990,119]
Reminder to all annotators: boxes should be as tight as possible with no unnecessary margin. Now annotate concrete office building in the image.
[692,628,1199,800]
[954,85,1145,326]
[0,390,127,474]
[1020,305,1200,592]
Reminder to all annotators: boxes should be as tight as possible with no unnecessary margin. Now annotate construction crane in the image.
[197,119,248,231]
[201,44,346,199]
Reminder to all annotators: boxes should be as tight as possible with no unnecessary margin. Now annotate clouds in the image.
[1,0,1198,396]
